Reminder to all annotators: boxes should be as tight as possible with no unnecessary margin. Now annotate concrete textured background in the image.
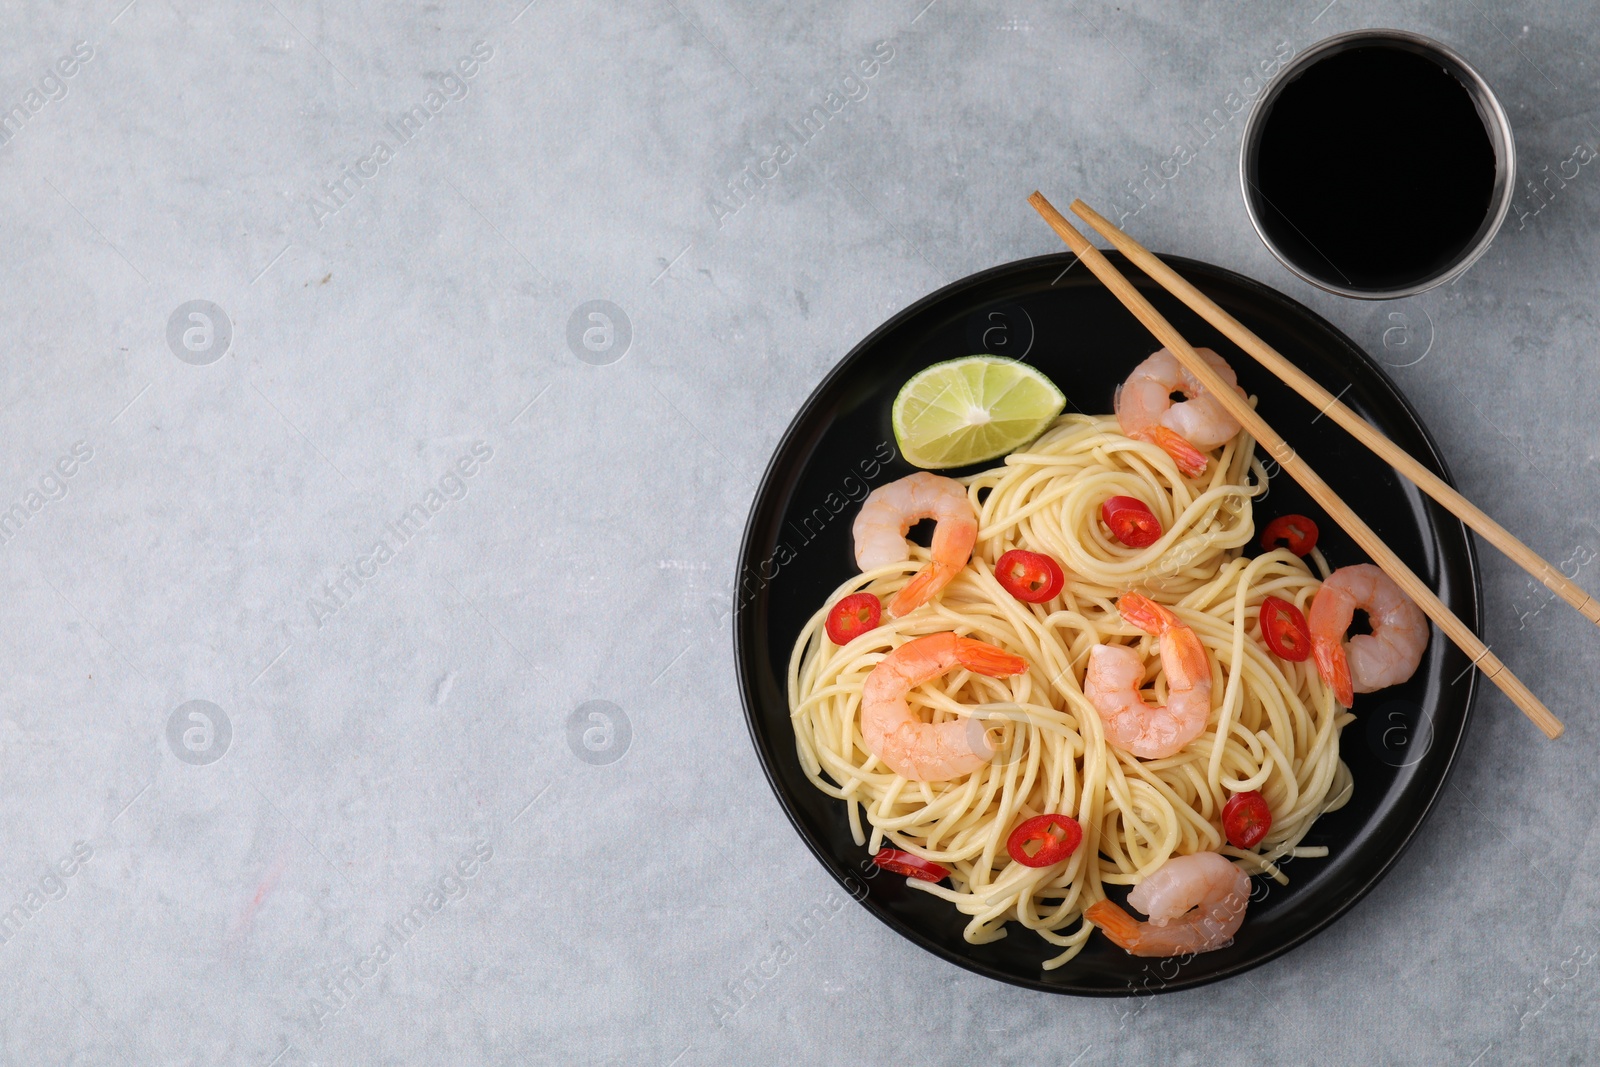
[0,0,1596,1063]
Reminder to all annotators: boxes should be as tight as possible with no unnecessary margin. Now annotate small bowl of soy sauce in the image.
[1239,29,1515,299]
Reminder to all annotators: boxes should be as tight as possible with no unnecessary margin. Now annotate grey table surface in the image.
[1,0,1597,1064]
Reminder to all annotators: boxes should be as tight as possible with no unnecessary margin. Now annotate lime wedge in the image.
[891,356,1066,469]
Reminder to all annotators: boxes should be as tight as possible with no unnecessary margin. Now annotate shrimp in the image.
[860,632,1028,782]
[1084,593,1213,759]
[1083,852,1250,957]
[852,472,978,617]
[1308,563,1429,707]
[1115,347,1247,478]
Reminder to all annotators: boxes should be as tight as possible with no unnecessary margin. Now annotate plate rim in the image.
[732,249,1481,995]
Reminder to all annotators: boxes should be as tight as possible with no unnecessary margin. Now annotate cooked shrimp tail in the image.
[1083,899,1144,943]
[1313,632,1355,708]
[1134,425,1209,479]
[951,636,1028,676]
[1115,590,1169,633]
[860,632,1028,782]
[1117,592,1175,637]
[851,472,979,618]
[891,557,957,619]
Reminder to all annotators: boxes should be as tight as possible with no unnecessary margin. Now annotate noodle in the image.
[786,413,1355,968]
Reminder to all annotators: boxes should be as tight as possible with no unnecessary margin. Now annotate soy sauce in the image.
[1252,44,1496,291]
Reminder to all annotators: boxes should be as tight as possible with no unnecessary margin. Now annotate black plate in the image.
[733,251,1479,995]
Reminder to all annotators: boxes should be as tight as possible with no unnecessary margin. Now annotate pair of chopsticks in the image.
[1027,191,1573,739]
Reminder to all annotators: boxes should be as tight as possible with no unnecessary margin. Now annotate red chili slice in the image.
[1259,595,1311,662]
[1222,791,1273,849]
[995,549,1065,603]
[872,848,949,882]
[1261,514,1319,556]
[1005,814,1084,868]
[1101,496,1164,548]
[824,592,882,645]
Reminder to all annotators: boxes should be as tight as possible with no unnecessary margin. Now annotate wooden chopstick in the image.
[1027,191,1564,740]
[1069,197,1600,631]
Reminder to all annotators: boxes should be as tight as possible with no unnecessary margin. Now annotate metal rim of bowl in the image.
[1237,28,1517,300]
